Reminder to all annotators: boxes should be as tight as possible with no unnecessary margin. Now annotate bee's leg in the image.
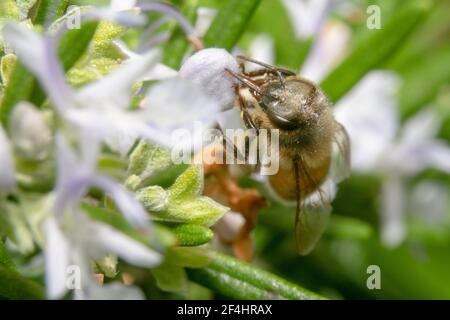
[235,86,258,132]
[238,59,246,73]
[225,68,262,95]
[244,68,270,77]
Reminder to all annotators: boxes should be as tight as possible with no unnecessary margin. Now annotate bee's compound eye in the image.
[267,112,301,130]
[260,100,300,130]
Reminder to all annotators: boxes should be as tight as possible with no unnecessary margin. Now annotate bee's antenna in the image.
[236,56,295,76]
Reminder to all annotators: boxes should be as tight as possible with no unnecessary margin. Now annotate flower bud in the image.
[128,140,172,178]
[1,53,16,85]
[124,174,142,191]
[179,48,239,109]
[10,102,51,161]
[136,185,169,212]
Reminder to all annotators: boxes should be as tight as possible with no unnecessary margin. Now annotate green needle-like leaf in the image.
[321,0,433,103]
[203,0,262,50]
[0,62,35,126]
[163,0,199,69]
[0,265,45,299]
[398,43,450,119]
[188,268,272,299]
[0,241,16,271]
[171,224,214,246]
[189,251,324,300]
[32,0,69,27]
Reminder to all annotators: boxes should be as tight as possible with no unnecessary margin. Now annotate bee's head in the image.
[259,78,326,131]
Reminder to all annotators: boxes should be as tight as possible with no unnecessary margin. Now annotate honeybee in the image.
[222,56,351,255]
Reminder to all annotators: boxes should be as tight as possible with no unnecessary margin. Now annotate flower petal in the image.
[76,49,161,110]
[281,0,331,39]
[194,7,217,37]
[111,0,137,11]
[90,221,162,267]
[380,175,407,247]
[3,23,76,112]
[301,20,350,82]
[44,217,71,299]
[141,77,220,131]
[247,34,275,72]
[400,108,440,144]
[91,175,150,228]
[334,71,401,171]
[80,282,145,300]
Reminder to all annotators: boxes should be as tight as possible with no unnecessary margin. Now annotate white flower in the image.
[179,48,240,110]
[334,71,450,247]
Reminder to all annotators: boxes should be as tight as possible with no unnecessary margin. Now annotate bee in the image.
[223,56,351,255]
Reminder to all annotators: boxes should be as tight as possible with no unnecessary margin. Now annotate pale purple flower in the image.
[45,213,161,299]
[334,71,450,247]
[45,134,162,299]
[3,22,222,155]
[334,71,400,171]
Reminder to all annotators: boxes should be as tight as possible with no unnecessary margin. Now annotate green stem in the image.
[188,268,271,299]
[189,251,323,300]
[163,0,199,69]
[203,0,262,50]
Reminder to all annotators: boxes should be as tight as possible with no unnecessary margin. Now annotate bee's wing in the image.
[330,121,351,183]
[294,160,335,255]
